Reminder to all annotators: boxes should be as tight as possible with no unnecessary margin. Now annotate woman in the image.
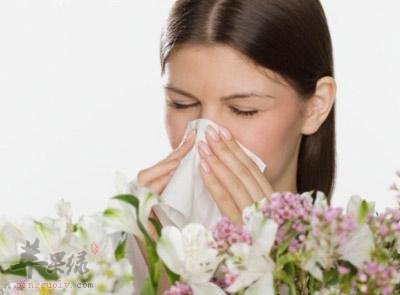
[131,0,336,292]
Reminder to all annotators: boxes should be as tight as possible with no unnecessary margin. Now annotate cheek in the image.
[233,107,302,173]
[164,109,192,149]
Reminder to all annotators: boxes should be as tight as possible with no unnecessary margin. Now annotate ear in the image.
[301,76,336,135]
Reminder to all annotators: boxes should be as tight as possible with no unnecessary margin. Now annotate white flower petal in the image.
[245,272,274,295]
[396,233,400,254]
[300,191,314,203]
[139,190,160,229]
[157,226,185,275]
[346,195,375,224]
[190,282,226,295]
[226,257,273,293]
[251,219,278,254]
[226,243,275,293]
[338,224,374,268]
[301,255,323,281]
[0,220,25,268]
[314,191,329,210]
[103,199,141,238]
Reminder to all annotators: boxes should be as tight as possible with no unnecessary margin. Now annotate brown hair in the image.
[159,0,336,203]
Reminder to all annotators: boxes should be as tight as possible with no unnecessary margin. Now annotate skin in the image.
[136,43,336,292]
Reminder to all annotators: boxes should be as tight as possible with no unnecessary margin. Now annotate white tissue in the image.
[152,118,267,229]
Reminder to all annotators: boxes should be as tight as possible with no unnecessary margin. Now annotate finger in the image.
[199,160,242,224]
[198,140,253,210]
[147,172,174,195]
[204,126,265,202]
[218,126,274,199]
[160,128,196,164]
[137,159,179,187]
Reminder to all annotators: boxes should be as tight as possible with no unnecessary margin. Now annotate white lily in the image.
[345,194,375,224]
[103,183,159,240]
[156,223,225,295]
[70,214,119,262]
[337,195,375,268]
[225,207,278,294]
[301,193,375,279]
[17,199,74,259]
[337,223,374,268]
[0,219,25,269]
[314,190,329,210]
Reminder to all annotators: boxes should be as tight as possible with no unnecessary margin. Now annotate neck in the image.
[272,171,298,194]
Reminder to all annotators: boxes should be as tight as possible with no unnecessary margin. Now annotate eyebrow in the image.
[163,84,275,101]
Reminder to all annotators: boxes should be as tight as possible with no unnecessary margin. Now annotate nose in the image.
[199,107,225,127]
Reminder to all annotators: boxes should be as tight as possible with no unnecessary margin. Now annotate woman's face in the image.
[162,43,307,192]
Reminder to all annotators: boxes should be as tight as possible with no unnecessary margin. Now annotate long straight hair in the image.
[159,0,336,203]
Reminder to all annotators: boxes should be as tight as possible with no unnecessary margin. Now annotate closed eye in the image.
[167,101,259,117]
[229,106,259,117]
[167,101,199,109]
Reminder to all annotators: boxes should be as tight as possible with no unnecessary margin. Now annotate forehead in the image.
[163,43,291,96]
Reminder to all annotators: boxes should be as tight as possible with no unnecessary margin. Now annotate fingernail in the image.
[169,168,177,176]
[184,128,196,144]
[206,126,220,141]
[200,160,210,174]
[199,141,212,156]
[219,126,232,141]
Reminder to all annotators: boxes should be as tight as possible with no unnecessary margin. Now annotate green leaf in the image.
[112,194,140,209]
[141,277,157,295]
[1,264,27,277]
[2,261,59,280]
[136,217,160,291]
[115,232,128,261]
[144,233,160,285]
[34,265,59,281]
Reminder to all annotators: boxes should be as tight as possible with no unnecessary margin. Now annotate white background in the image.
[0,0,399,220]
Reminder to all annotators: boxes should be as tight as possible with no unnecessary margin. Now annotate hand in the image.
[136,128,196,196]
[134,128,196,257]
[198,125,274,224]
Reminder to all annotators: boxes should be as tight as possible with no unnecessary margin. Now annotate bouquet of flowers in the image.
[0,199,134,294]
[1,171,400,295]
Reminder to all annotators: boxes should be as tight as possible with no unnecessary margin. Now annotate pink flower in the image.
[352,261,400,295]
[371,208,400,247]
[211,217,252,250]
[338,265,350,275]
[259,192,313,247]
[211,264,239,290]
[164,282,193,295]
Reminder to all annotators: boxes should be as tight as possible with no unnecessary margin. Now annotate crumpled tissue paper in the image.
[151,118,267,229]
